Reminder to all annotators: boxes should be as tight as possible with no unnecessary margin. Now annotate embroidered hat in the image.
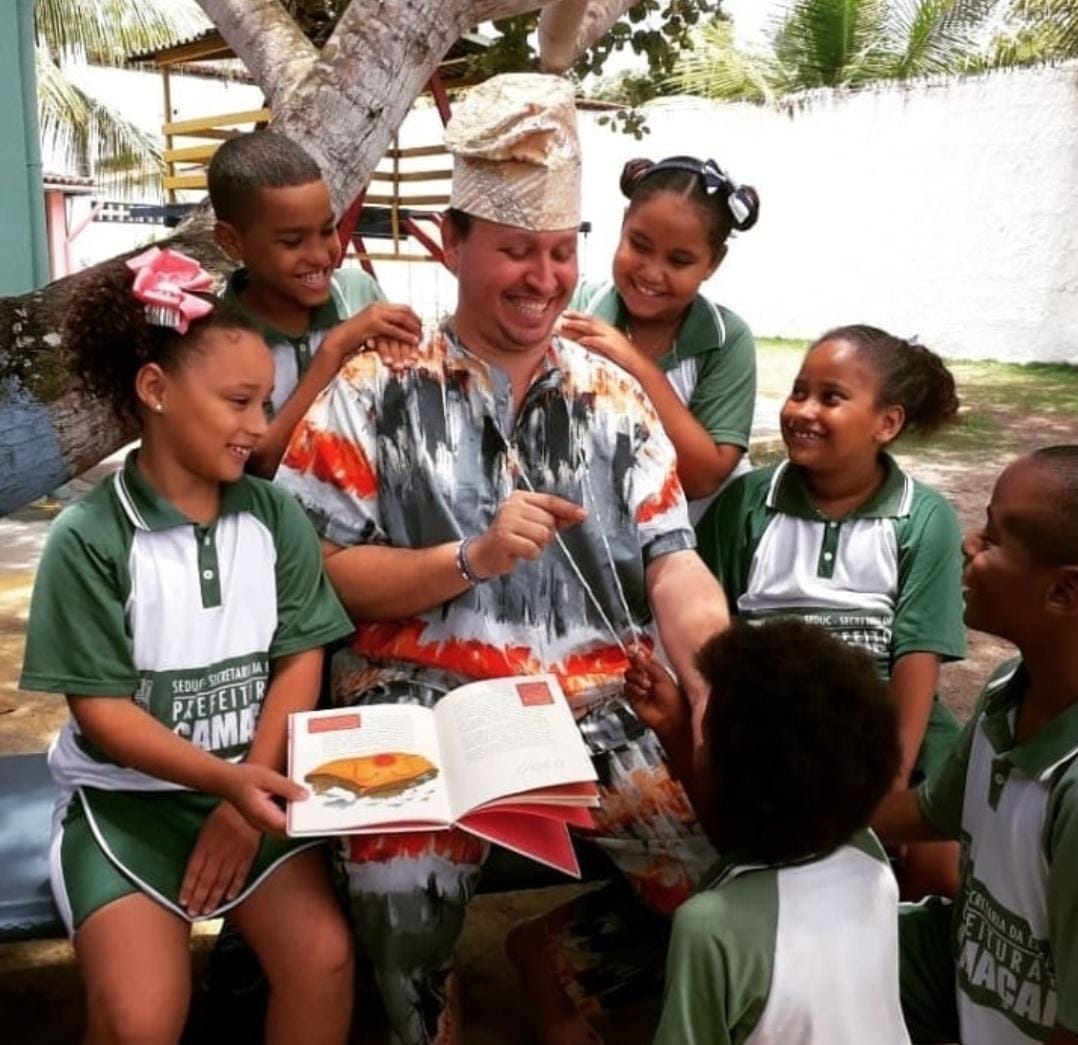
[445,73,580,232]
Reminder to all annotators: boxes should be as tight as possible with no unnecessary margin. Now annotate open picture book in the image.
[286,674,600,877]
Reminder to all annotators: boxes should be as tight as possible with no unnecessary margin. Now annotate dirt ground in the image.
[1,367,1074,1043]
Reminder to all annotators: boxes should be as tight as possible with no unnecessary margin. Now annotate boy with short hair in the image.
[875,446,1078,1045]
[628,618,909,1045]
[208,130,421,476]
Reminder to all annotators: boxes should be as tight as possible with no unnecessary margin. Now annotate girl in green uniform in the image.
[20,248,355,1044]
[697,324,966,900]
[562,156,760,520]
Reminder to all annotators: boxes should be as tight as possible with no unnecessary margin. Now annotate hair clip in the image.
[125,246,215,334]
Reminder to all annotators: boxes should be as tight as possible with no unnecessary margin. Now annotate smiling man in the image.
[277,73,729,1045]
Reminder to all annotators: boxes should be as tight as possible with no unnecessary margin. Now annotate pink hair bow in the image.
[126,246,215,334]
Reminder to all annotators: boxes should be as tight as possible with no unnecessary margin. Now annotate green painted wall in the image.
[0,0,48,293]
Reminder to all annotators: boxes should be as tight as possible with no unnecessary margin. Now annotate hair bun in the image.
[728,184,760,232]
[620,158,653,198]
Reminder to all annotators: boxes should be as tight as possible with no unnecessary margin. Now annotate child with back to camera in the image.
[875,447,1078,1045]
[208,130,422,477]
[696,324,967,900]
[626,618,909,1045]
[562,155,761,520]
[19,248,356,1044]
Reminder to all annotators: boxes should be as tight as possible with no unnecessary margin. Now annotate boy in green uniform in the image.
[627,619,909,1044]
[875,446,1078,1045]
[208,130,421,476]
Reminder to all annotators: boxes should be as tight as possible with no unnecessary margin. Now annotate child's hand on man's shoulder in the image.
[326,301,424,375]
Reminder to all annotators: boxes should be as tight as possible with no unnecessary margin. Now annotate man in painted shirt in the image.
[875,447,1078,1045]
[277,73,729,1045]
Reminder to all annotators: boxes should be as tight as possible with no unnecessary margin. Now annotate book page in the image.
[433,675,598,820]
[287,704,453,836]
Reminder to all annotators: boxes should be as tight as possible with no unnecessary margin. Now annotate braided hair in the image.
[813,324,959,438]
[620,155,760,261]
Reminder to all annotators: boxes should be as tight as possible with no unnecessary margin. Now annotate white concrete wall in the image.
[577,63,1078,364]
[51,62,1078,363]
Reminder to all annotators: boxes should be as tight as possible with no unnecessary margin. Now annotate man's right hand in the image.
[468,491,587,579]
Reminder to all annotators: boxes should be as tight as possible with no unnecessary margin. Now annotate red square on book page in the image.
[308,713,361,733]
[516,681,554,707]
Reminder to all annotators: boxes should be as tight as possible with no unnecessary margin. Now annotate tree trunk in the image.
[0,0,639,515]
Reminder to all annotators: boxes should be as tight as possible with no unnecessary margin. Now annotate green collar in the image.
[765,453,914,521]
[980,660,1078,781]
[577,281,725,368]
[113,450,254,532]
[223,267,346,343]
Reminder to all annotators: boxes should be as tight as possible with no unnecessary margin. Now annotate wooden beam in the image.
[164,143,220,164]
[369,169,452,183]
[164,173,208,191]
[363,194,450,206]
[163,108,271,136]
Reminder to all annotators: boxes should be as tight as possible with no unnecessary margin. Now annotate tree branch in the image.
[539,0,640,72]
[195,0,317,108]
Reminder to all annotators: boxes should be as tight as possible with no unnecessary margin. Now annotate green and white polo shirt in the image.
[655,830,910,1045]
[569,280,757,451]
[917,659,1078,1042]
[224,265,385,414]
[696,455,966,678]
[20,452,353,793]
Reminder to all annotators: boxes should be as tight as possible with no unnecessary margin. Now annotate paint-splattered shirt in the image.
[277,324,695,703]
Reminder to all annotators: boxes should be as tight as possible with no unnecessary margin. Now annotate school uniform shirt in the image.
[917,659,1078,1043]
[696,454,966,679]
[569,280,756,452]
[224,265,385,414]
[655,830,911,1045]
[276,323,696,705]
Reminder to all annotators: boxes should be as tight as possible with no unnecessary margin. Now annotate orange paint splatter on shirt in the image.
[346,826,485,865]
[352,620,643,699]
[282,421,378,499]
[635,467,683,524]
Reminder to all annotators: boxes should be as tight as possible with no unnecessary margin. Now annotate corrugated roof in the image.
[42,171,96,191]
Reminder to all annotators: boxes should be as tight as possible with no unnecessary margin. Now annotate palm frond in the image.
[35,0,209,66]
[884,0,1002,77]
[1010,0,1078,58]
[668,21,779,103]
[770,0,890,89]
[36,49,163,196]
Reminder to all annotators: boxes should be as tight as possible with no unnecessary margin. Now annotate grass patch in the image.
[754,345,1078,455]
[948,360,1078,415]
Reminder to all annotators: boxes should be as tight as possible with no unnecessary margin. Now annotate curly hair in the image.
[619,156,760,260]
[208,130,323,229]
[812,324,959,437]
[698,619,899,865]
[62,257,257,422]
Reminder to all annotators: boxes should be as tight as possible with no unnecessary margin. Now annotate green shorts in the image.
[898,897,959,1043]
[53,787,319,935]
[911,700,962,785]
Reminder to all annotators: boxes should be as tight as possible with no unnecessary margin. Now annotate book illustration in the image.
[306,752,439,807]
[288,675,601,876]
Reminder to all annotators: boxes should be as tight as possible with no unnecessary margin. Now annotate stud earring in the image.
[154,403,164,413]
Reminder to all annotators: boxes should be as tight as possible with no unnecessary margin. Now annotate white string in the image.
[507,443,635,655]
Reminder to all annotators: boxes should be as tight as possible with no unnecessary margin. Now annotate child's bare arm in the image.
[248,301,421,477]
[625,651,695,781]
[871,788,946,844]
[68,696,305,830]
[179,647,324,915]
[889,652,941,787]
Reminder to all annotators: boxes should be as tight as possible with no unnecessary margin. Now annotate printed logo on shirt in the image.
[956,861,1057,1038]
[139,653,270,758]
